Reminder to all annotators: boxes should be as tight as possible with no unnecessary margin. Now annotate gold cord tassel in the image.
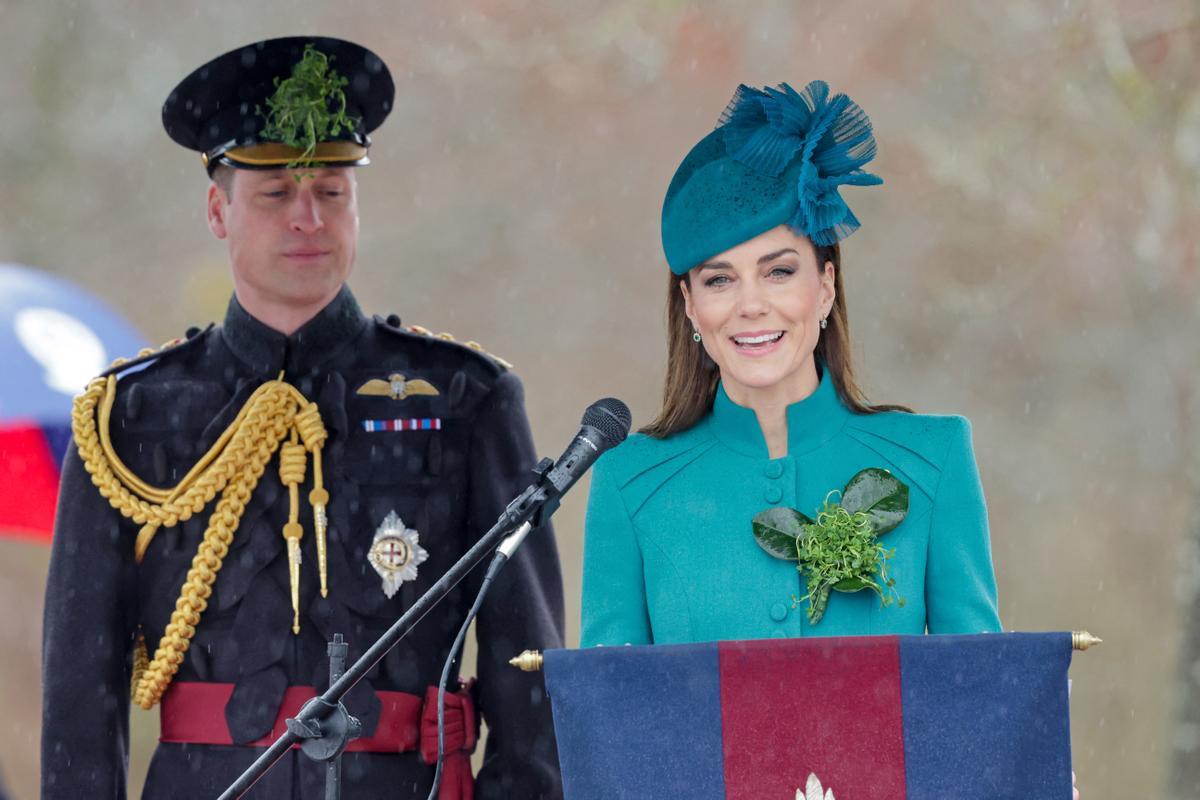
[131,633,149,695]
[279,432,307,635]
[295,402,330,598]
[311,481,330,598]
[285,532,303,634]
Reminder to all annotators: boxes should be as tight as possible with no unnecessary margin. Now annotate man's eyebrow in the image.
[757,248,799,264]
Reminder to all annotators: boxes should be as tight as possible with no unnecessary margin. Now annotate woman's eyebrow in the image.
[698,248,800,271]
[757,248,799,264]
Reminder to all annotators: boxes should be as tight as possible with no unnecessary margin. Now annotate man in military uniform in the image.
[41,37,564,799]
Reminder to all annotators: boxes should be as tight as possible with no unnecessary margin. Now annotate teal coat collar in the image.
[708,368,850,458]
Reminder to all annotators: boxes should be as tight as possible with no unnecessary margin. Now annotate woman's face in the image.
[681,224,835,404]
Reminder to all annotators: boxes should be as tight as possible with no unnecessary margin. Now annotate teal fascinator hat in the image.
[661,81,882,275]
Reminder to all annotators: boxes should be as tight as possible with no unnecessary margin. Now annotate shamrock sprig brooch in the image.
[752,467,908,624]
[257,44,358,172]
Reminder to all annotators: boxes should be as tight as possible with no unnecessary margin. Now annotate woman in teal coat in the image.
[580,81,1002,647]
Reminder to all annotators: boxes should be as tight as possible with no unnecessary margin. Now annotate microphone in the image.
[543,397,633,493]
[499,397,632,531]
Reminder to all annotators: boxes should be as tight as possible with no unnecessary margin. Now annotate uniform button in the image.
[764,486,783,504]
[764,461,784,479]
[770,603,788,622]
[771,630,787,639]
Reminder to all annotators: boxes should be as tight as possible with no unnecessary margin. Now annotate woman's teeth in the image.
[733,332,784,346]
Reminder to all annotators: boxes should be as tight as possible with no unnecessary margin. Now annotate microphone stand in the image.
[218,457,558,800]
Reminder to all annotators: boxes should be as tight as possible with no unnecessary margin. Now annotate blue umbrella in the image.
[0,263,145,541]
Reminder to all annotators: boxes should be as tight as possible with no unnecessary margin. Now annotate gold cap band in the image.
[218,140,369,167]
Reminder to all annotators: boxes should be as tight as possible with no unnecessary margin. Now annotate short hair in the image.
[211,164,236,199]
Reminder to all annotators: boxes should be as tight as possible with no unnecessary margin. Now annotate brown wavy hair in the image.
[641,242,910,438]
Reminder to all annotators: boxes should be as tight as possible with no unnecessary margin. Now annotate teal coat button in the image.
[764,486,782,504]
[770,603,788,622]
[764,461,784,479]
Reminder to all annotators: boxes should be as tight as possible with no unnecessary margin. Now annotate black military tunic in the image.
[41,287,565,799]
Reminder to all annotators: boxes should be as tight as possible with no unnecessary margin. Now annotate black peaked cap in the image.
[162,36,394,170]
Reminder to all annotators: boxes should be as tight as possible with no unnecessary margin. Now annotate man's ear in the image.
[207,183,229,240]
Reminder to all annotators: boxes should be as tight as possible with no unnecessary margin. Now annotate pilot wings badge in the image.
[368,511,430,598]
[356,373,440,401]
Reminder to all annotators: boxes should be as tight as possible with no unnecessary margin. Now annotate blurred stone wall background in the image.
[2,1,1198,797]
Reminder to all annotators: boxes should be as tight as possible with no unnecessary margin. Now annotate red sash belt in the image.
[161,682,478,800]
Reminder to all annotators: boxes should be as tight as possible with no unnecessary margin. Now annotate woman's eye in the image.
[703,274,731,287]
[262,190,287,198]
[768,266,796,278]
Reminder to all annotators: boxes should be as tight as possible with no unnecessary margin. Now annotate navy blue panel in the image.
[544,644,726,800]
[900,632,1073,799]
[41,424,73,467]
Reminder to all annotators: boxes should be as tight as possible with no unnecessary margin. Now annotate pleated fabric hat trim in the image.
[661,80,882,274]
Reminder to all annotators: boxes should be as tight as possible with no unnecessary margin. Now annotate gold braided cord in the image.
[71,371,330,709]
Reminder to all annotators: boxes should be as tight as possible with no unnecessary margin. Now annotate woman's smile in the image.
[730,329,786,356]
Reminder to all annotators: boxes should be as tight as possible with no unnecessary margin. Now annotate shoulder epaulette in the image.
[98,323,213,379]
[374,314,513,370]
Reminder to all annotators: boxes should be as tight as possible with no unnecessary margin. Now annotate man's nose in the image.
[289,191,323,233]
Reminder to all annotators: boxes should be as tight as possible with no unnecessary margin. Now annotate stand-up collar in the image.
[222,285,368,377]
[708,367,850,458]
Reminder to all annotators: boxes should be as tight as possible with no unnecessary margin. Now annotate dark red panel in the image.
[719,635,907,800]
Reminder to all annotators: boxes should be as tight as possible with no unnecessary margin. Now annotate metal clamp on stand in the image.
[283,634,362,800]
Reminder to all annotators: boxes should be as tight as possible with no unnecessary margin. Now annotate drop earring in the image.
[692,331,702,343]
[819,317,828,330]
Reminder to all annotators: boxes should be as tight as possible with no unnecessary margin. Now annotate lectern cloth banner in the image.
[544,633,1073,800]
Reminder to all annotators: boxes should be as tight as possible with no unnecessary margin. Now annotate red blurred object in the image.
[0,422,64,543]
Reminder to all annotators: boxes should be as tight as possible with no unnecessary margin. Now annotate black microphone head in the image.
[582,398,632,447]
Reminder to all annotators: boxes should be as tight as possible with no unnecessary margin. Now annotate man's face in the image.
[207,168,359,311]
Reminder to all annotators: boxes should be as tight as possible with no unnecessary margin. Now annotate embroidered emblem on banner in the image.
[368,511,429,599]
[361,418,443,432]
[795,773,835,800]
[356,373,440,401]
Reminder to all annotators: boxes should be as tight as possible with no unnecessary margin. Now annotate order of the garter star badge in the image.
[368,511,429,598]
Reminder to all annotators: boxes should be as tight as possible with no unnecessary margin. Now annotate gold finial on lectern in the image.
[510,650,544,672]
[1072,631,1102,651]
